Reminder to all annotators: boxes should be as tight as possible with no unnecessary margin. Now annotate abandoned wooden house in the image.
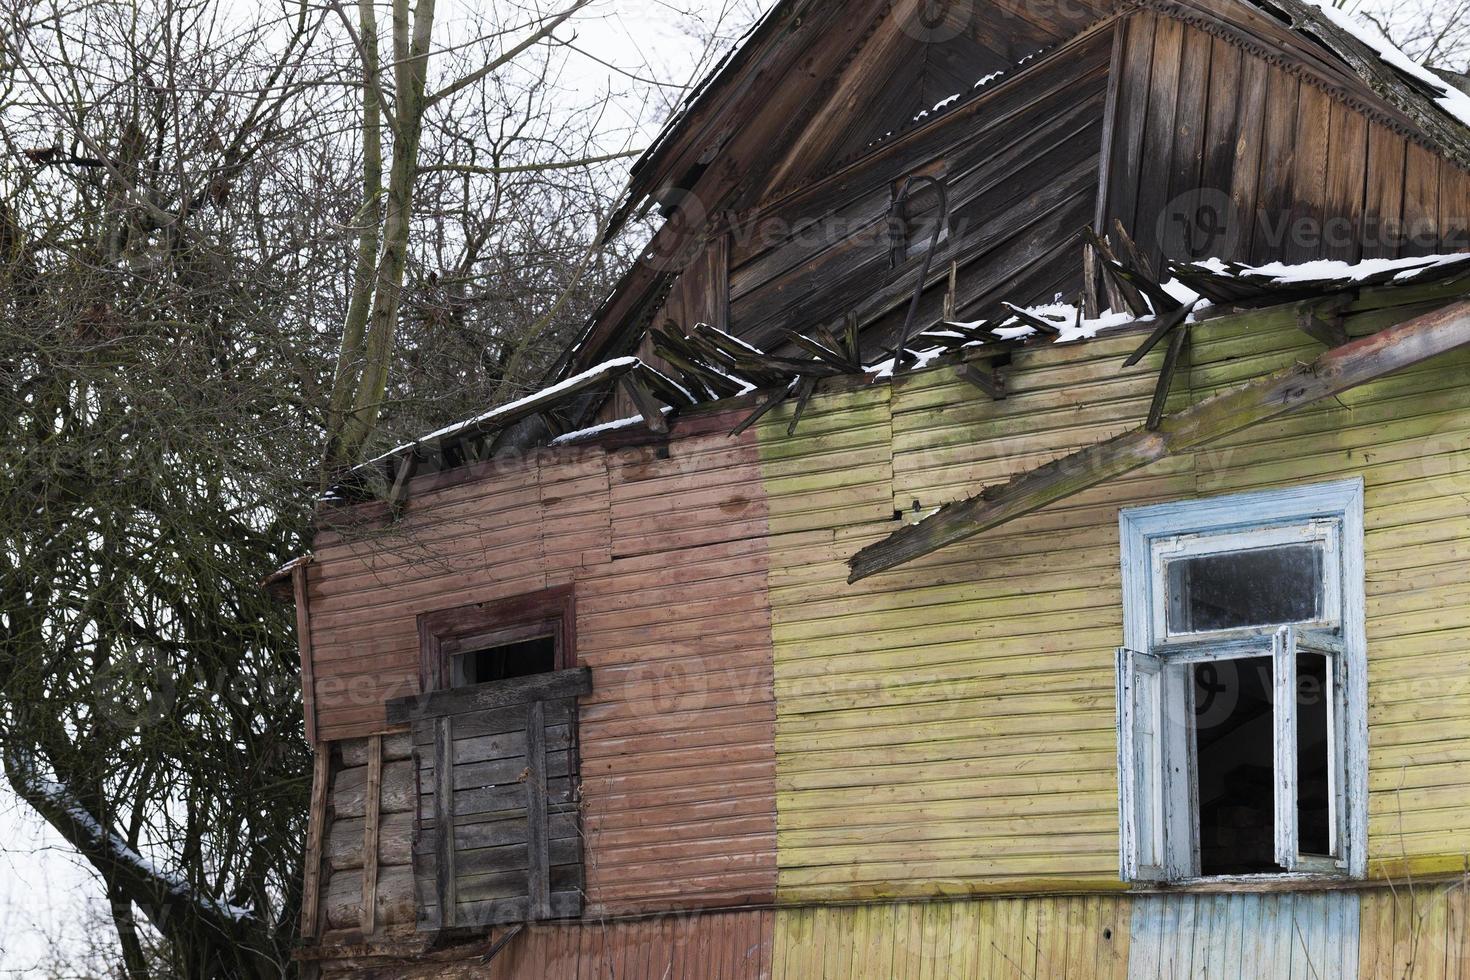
[286,0,1470,974]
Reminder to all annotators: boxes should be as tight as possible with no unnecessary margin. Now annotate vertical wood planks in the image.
[1229,50,1269,263]
[1105,12,1158,243]
[525,699,551,921]
[1286,84,1332,264]
[1403,142,1442,257]
[1163,21,1213,264]
[1105,16,1470,268]
[302,743,331,939]
[1251,67,1301,263]
[1124,892,1361,979]
[770,896,1133,979]
[1325,100,1370,263]
[1134,15,1184,270]
[433,715,456,928]
[1363,124,1407,260]
[360,735,382,935]
[1438,158,1470,254]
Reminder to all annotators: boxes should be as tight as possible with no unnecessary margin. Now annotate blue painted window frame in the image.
[1117,479,1368,882]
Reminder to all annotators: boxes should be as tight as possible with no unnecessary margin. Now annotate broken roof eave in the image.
[326,252,1470,530]
[564,0,1470,392]
[848,273,1470,582]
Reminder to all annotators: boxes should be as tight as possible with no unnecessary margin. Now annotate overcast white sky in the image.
[0,0,1440,974]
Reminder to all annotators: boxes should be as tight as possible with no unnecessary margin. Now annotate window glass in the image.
[1167,543,1323,634]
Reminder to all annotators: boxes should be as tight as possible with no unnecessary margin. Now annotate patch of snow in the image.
[548,407,674,446]
[1161,279,1205,308]
[20,769,254,923]
[1189,251,1470,285]
[1298,0,1470,130]
[1056,309,1139,344]
[367,356,642,466]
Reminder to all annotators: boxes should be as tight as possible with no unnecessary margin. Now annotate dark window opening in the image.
[1168,544,1324,634]
[456,635,557,686]
[1194,657,1278,875]
[1297,652,1332,857]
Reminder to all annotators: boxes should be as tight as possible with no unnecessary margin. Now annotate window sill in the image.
[1130,872,1364,894]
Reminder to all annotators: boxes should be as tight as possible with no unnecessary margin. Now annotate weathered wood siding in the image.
[754,308,1470,900]
[1106,12,1470,270]
[307,454,607,741]
[772,895,1132,978]
[766,887,1469,979]
[306,421,780,919]
[1127,892,1360,978]
[316,909,775,979]
[724,28,1112,352]
[576,416,780,914]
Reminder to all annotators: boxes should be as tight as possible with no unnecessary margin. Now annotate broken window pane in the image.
[457,635,556,686]
[1167,544,1323,634]
[1297,651,1333,857]
[1194,657,1277,875]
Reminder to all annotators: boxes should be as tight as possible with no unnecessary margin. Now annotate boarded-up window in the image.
[388,589,587,930]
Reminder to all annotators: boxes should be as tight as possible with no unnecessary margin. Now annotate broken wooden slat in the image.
[619,374,671,435]
[848,299,1470,581]
[1124,300,1199,368]
[434,716,456,929]
[635,363,697,408]
[1082,244,1101,319]
[958,361,1006,400]
[1147,323,1191,431]
[360,735,382,935]
[1083,227,1149,316]
[786,376,818,436]
[731,377,800,437]
[524,699,551,921]
[300,744,330,939]
[1002,303,1064,336]
[1295,295,1353,348]
[843,312,862,367]
[780,329,857,372]
[1110,217,1158,285]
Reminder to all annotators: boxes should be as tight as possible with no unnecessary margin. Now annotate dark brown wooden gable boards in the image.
[1104,12,1470,271]
[724,28,1113,352]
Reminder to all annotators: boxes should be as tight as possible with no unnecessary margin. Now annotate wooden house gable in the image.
[567,0,1470,425]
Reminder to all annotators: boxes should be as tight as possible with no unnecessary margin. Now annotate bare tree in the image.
[0,0,761,972]
[1344,0,1470,71]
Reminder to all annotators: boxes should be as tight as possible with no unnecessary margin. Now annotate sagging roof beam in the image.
[847,298,1470,582]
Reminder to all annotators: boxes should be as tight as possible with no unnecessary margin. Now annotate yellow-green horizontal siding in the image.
[758,309,1470,901]
[767,886,1470,978]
